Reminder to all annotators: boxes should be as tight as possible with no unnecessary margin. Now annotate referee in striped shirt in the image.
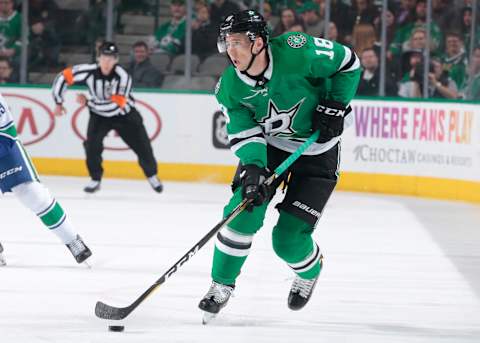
[52,42,163,193]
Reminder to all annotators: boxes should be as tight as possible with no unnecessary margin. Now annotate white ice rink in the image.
[1,176,479,343]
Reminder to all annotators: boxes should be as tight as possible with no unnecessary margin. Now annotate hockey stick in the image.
[95,130,320,320]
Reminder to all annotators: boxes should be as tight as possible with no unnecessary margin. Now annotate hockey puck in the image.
[108,325,125,332]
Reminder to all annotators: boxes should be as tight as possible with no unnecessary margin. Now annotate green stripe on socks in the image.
[39,201,65,229]
[297,261,322,280]
[212,247,248,285]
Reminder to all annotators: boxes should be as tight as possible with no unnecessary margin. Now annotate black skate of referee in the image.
[52,42,163,193]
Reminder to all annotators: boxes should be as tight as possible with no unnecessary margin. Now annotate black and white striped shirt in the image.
[52,63,135,117]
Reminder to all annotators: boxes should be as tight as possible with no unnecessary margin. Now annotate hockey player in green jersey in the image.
[198,10,360,322]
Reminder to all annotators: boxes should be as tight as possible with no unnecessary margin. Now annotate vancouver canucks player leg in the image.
[199,10,360,323]
[0,94,92,264]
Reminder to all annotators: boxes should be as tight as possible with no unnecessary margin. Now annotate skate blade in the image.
[202,312,217,325]
[83,261,92,269]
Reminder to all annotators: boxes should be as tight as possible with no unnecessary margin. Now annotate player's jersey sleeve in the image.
[51,63,97,104]
[0,94,18,156]
[302,35,361,105]
[109,65,132,110]
[0,94,17,140]
[215,72,267,168]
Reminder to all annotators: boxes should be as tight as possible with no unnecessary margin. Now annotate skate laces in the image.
[68,237,86,256]
[291,276,316,299]
[205,281,234,304]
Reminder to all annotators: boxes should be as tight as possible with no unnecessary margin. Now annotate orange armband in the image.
[111,94,127,108]
[62,67,74,85]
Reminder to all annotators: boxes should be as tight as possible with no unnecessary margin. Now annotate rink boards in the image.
[1,85,479,202]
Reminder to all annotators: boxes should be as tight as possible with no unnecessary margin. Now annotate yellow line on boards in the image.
[32,158,480,203]
[338,172,480,203]
[32,158,236,183]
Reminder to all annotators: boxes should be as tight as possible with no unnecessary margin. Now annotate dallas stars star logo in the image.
[259,98,305,137]
[287,34,307,48]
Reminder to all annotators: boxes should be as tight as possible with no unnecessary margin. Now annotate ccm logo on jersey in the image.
[0,166,23,180]
[316,104,346,117]
[292,201,321,218]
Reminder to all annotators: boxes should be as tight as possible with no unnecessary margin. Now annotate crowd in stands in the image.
[0,0,478,100]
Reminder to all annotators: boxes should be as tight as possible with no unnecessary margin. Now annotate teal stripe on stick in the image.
[268,130,320,184]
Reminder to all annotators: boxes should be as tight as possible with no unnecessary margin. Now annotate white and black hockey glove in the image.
[240,164,271,210]
[312,100,352,143]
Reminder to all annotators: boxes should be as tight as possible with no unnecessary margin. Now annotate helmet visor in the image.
[217,33,254,53]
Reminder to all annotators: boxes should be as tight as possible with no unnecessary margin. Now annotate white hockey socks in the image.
[12,181,77,244]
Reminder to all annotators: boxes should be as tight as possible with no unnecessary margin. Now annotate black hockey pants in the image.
[83,108,158,181]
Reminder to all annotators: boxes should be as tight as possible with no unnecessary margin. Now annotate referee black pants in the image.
[84,108,158,181]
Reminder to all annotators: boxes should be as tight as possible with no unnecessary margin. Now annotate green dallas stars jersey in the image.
[0,11,21,53]
[464,72,480,100]
[154,18,186,55]
[215,32,361,168]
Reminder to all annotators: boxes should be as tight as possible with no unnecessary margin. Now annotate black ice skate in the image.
[198,281,234,324]
[147,176,163,193]
[0,242,6,266]
[287,274,319,311]
[66,235,92,264]
[84,180,101,193]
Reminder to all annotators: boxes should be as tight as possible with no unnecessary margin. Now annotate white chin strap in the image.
[243,42,267,73]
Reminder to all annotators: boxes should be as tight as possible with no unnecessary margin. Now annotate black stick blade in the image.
[95,301,131,320]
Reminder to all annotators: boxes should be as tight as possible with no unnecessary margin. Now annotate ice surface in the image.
[1,176,479,343]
